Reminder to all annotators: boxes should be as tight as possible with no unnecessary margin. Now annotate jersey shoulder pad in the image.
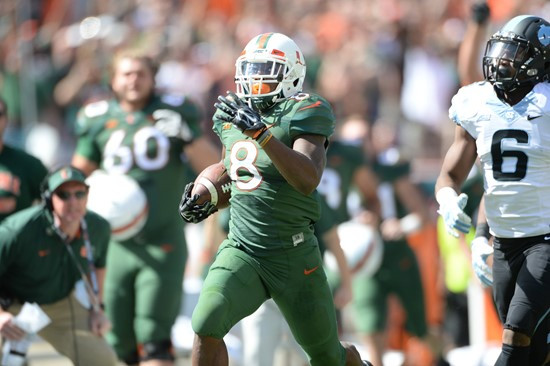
[290,93,334,119]
[286,92,335,138]
[532,82,550,113]
[76,100,111,135]
[449,82,492,124]
[82,100,109,118]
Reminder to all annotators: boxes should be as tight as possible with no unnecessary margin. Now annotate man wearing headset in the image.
[0,165,117,365]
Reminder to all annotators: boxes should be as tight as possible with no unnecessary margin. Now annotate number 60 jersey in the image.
[74,95,203,239]
[450,81,550,238]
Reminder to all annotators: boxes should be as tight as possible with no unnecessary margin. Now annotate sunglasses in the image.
[55,190,88,201]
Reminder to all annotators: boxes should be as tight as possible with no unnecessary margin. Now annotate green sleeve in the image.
[289,95,335,140]
[86,212,111,269]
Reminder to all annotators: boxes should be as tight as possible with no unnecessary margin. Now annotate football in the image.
[191,162,232,209]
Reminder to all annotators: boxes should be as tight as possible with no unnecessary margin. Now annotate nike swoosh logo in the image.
[304,266,319,275]
[297,101,322,112]
[544,236,550,241]
[527,115,542,120]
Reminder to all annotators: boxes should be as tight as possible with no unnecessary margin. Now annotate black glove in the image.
[215,92,267,137]
[471,2,490,25]
[179,183,217,223]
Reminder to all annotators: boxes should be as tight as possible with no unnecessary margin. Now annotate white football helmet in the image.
[86,170,148,241]
[235,32,306,111]
[324,221,384,277]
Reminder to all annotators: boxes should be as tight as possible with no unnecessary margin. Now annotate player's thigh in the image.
[133,243,186,342]
[506,242,550,335]
[192,244,268,338]
[274,245,345,366]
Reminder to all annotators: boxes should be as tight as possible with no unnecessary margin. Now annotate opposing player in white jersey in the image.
[436,15,550,366]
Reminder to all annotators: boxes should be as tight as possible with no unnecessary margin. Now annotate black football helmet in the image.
[483,15,550,92]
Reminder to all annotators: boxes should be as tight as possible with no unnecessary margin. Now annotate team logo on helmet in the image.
[538,25,550,46]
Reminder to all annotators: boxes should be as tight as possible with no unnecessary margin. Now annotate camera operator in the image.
[0,166,117,365]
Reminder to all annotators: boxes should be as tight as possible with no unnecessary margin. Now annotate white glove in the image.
[436,187,472,237]
[471,236,493,287]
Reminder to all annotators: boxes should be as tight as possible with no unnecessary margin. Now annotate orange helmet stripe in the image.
[256,33,274,49]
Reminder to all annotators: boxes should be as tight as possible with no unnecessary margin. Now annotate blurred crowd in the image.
[1,0,548,172]
[2,0,550,365]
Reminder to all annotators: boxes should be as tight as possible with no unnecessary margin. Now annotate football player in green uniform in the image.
[71,49,219,366]
[0,166,117,365]
[0,97,48,222]
[340,119,432,366]
[179,32,372,366]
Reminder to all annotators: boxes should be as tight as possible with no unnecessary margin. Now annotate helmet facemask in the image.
[483,36,537,92]
[234,33,306,112]
[235,58,287,111]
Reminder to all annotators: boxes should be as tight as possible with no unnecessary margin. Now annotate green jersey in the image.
[74,95,202,240]
[0,205,110,304]
[213,92,335,254]
[316,141,367,224]
[0,146,47,222]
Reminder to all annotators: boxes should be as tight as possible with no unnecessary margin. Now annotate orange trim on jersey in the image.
[297,101,322,112]
[105,119,118,129]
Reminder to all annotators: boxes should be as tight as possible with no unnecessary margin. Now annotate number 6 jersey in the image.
[450,81,550,238]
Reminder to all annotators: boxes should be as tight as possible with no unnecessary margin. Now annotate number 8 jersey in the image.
[213,92,335,254]
[450,81,550,238]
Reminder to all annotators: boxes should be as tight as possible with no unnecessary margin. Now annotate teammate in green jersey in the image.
[0,165,117,366]
[341,119,433,366]
[71,49,219,366]
[0,97,48,222]
[179,32,372,366]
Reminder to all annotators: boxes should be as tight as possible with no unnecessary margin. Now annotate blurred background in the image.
[2,0,549,365]
[4,0,549,173]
